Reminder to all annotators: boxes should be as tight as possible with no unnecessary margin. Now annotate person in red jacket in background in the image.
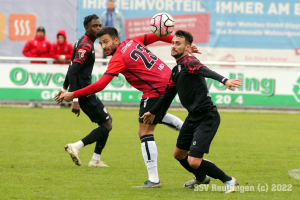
[22,26,52,64]
[51,30,73,64]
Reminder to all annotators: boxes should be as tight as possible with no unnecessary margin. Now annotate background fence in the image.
[1,57,300,110]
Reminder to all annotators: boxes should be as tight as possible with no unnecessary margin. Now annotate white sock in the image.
[92,153,100,161]
[74,140,84,151]
[161,113,183,132]
[141,139,159,183]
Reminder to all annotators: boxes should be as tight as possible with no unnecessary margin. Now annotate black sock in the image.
[81,126,109,152]
[179,156,206,181]
[197,159,231,183]
[94,128,109,154]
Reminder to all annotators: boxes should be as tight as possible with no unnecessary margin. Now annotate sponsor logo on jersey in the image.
[158,63,165,71]
[121,40,133,53]
[78,49,86,58]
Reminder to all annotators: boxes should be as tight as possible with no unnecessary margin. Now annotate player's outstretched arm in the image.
[54,87,67,104]
[197,66,241,90]
[225,79,242,91]
[59,92,75,102]
[142,82,177,124]
[140,112,155,124]
[59,74,114,102]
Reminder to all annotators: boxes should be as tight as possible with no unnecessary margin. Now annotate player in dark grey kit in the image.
[141,30,241,193]
[54,14,112,168]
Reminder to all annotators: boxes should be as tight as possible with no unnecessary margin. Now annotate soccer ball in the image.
[150,13,175,37]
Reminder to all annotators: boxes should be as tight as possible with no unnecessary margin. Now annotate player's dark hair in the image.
[96,27,118,39]
[175,30,193,45]
[83,14,99,28]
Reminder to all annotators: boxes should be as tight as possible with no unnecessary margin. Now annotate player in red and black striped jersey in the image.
[141,30,241,193]
[59,27,201,188]
[54,15,112,168]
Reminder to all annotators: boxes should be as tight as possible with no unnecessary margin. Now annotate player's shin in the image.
[160,113,183,132]
[93,128,109,159]
[81,126,109,147]
[178,155,206,181]
[195,158,231,183]
[140,134,159,183]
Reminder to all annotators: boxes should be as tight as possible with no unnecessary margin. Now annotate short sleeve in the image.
[104,54,126,76]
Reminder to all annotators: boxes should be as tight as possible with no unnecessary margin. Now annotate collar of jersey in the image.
[84,34,94,43]
[176,54,189,64]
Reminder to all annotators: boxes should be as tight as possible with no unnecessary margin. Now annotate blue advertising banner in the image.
[78,0,300,50]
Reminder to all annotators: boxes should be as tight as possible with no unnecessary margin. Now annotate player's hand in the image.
[140,112,155,124]
[59,92,75,102]
[58,57,65,62]
[189,43,202,57]
[54,90,64,104]
[71,102,80,117]
[225,79,242,91]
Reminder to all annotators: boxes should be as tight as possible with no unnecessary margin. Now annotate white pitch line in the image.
[288,169,300,180]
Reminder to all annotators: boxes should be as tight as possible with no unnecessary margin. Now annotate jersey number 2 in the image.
[130,44,158,70]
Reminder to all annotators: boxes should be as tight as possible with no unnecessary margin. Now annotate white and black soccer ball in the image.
[150,13,175,37]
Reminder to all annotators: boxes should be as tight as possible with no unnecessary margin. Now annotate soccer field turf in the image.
[0,107,299,199]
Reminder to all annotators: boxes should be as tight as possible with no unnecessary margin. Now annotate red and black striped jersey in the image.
[63,34,95,91]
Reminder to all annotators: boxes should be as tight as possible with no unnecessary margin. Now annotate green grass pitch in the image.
[0,107,299,199]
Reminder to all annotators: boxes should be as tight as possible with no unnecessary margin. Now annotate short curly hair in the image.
[83,14,99,28]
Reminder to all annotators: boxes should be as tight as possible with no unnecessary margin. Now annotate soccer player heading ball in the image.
[59,26,201,188]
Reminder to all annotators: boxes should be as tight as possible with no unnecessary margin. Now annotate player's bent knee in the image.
[173,152,185,160]
[188,157,203,169]
[101,120,112,132]
[173,149,188,160]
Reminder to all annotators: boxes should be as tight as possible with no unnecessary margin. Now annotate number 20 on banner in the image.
[215,95,243,105]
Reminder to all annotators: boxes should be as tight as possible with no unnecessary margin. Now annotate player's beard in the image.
[107,44,117,56]
[171,50,184,59]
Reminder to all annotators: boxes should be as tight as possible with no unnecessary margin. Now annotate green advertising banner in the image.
[1,64,300,108]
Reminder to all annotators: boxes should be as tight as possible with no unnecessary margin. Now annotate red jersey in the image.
[73,33,173,99]
[104,35,171,98]
[50,30,73,64]
[22,35,52,64]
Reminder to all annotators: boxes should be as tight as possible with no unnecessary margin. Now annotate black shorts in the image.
[138,97,172,125]
[79,94,110,124]
[176,107,220,158]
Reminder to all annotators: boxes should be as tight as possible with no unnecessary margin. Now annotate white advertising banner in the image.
[1,64,300,108]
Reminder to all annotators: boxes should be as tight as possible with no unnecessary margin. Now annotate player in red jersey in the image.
[59,27,201,188]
